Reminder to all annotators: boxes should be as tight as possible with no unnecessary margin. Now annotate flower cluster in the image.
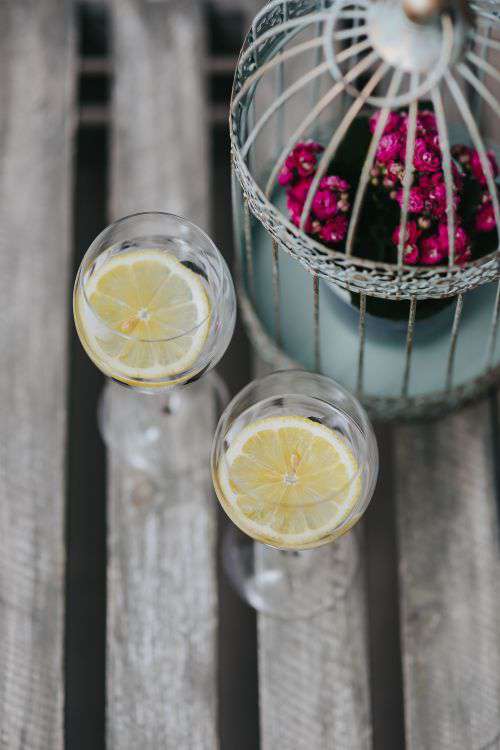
[278,141,351,246]
[451,143,498,235]
[278,116,498,266]
[369,109,498,265]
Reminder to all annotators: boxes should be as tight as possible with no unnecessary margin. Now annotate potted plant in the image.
[277,108,498,322]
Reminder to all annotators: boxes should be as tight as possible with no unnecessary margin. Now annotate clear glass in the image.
[211,370,378,617]
[74,212,236,481]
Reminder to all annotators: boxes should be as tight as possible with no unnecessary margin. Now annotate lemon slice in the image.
[215,415,362,549]
[74,249,210,385]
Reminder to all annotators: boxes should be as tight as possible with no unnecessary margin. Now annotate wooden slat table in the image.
[252,360,373,750]
[0,2,75,747]
[0,2,499,749]
[107,1,217,747]
[395,401,500,749]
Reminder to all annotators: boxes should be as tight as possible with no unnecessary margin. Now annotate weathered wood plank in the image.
[108,1,217,747]
[257,533,372,750]
[106,389,219,748]
[0,1,75,747]
[394,399,500,750]
[253,357,372,750]
[110,0,209,230]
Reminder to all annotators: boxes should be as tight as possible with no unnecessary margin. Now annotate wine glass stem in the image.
[98,372,229,481]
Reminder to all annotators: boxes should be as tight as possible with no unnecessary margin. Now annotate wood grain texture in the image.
[108,2,217,747]
[394,399,500,750]
[0,1,75,747]
[110,0,209,230]
[252,356,372,750]
[106,381,219,748]
[258,534,372,750]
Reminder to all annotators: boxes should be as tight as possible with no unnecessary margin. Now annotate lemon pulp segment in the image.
[215,415,362,549]
[75,250,210,385]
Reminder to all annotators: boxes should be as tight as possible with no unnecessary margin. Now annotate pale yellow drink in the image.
[214,415,361,550]
[74,248,210,388]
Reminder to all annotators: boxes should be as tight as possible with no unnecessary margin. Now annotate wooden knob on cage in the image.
[403,0,471,24]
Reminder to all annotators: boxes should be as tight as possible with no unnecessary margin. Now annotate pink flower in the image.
[288,177,313,204]
[279,141,352,245]
[280,141,324,184]
[320,214,348,244]
[392,220,419,247]
[426,132,441,151]
[403,245,420,264]
[396,187,425,213]
[369,110,402,135]
[287,192,315,233]
[382,163,402,188]
[416,110,437,134]
[457,249,472,265]
[312,189,338,220]
[376,133,403,164]
[428,181,447,217]
[286,193,302,223]
[437,223,468,252]
[295,145,320,177]
[437,223,471,263]
[388,161,404,180]
[476,202,496,232]
[413,138,441,173]
[420,235,446,264]
[427,179,460,218]
[278,166,295,186]
[470,149,498,186]
[417,173,435,190]
[320,175,350,192]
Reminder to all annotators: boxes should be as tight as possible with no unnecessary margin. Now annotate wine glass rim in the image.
[226,369,374,430]
[74,211,227,343]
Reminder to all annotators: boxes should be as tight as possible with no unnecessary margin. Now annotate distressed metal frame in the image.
[230,0,500,420]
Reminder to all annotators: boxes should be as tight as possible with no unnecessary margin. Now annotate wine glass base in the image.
[223,525,361,619]
[98,371,229,485]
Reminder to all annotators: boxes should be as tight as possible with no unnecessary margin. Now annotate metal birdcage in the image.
[230,0,500,420]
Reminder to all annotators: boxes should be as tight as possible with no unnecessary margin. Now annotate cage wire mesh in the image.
[230,0,500,420]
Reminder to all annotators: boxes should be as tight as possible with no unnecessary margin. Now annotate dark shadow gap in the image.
[64,125,109,750]
[364,423,406,750]
[212,124,260,750]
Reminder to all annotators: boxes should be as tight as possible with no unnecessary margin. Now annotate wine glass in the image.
[74,211,236,482]
[211,370,378,618]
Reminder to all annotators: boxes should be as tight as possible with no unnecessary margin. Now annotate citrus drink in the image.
[74,245,211,388]
[213,405,362,550]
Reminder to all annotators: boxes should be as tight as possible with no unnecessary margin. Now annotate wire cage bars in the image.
[230,0,500,420]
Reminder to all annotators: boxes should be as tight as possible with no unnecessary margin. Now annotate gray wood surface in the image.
[0,1,75,747]
[253,358,372,750]
[106,389,219,748]
[107,1,217,747]
[110,0,209,231]
[257,534,372,750]
[395,399,500,750]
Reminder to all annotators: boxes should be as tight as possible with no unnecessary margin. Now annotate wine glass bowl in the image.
[73,211,236,483]
[211,370,378,616]
[74,211,236,391]
[212,370,378,549]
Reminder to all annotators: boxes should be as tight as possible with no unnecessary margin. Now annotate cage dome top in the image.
[230,0,500,300]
